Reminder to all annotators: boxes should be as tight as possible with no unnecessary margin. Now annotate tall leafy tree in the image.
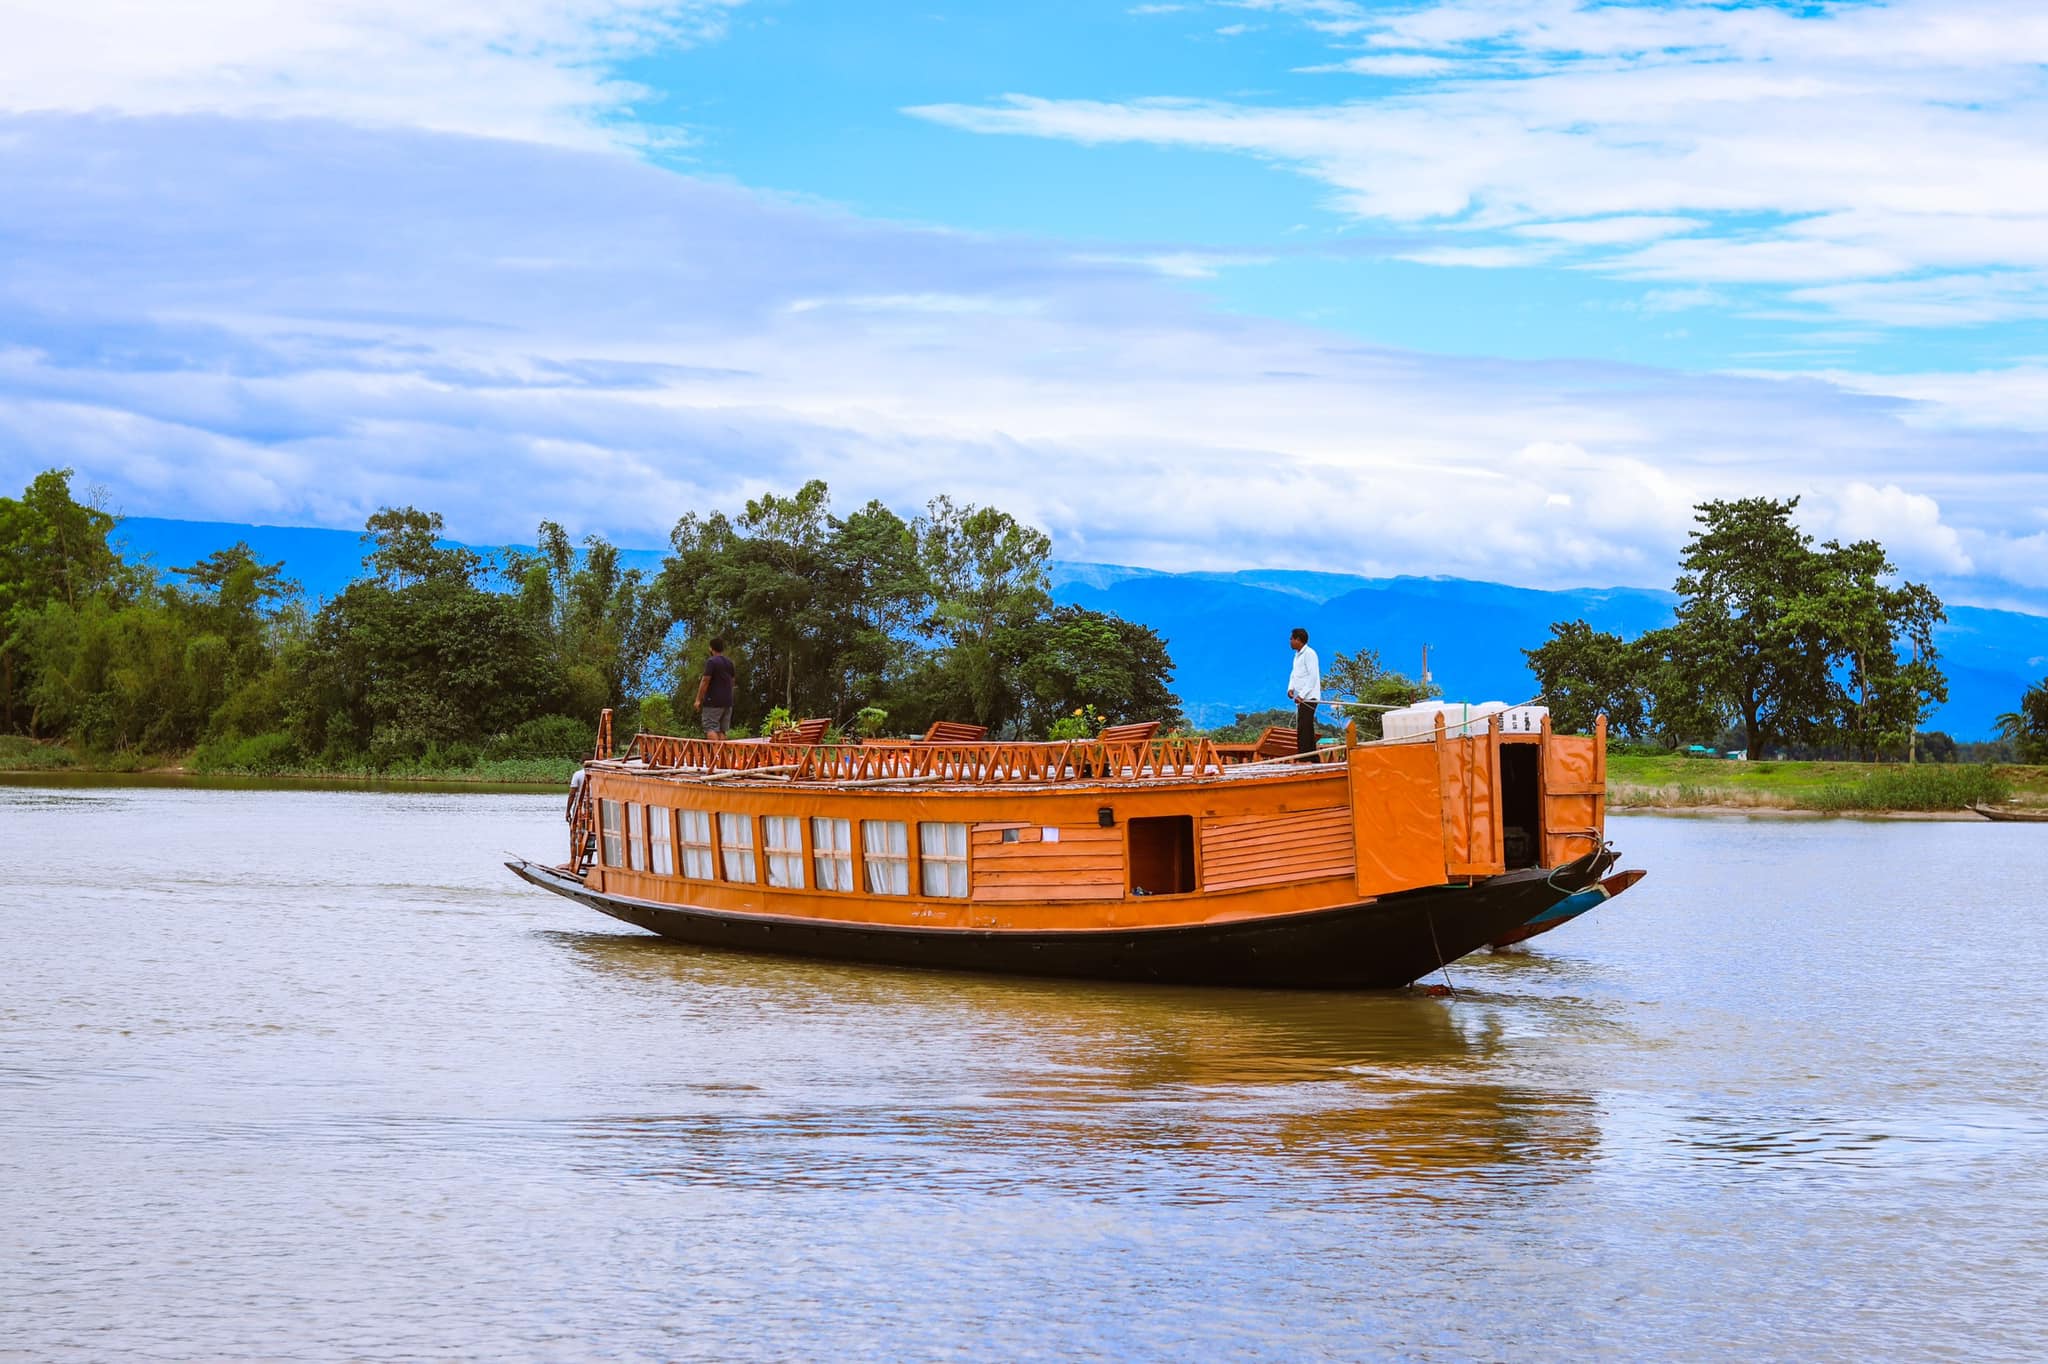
[916,495,1052,730]
[1995,678,2048,763]
[1665,497,1842,757]
[292,508,562,763]
[513,521,661,720]
[1,469,131,731]
[1815,537,1946,758]
[1522,623,1657,739]
[1017,605,1184,733]
[1320,647,1437,739]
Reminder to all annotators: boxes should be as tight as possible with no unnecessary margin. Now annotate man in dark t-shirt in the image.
[695,638,736,740]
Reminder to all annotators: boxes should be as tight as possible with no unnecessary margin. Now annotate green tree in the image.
[1017,605,1185,734]
[1,469,131,731]
[291,509,562,764]
[1664,496,1839,758]
[360,507,481,588]
[1320,647,1437,738]
[512,521,660,719]
[1659,497,1947,757]
[1995,678,2048,763]
[1522,622,1656,739]
[1815,538,1946,758]
[916,495,1052,730]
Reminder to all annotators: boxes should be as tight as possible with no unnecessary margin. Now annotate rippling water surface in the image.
[4,784,2046,1360]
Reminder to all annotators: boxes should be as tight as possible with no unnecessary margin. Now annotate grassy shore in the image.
[0,736,576,785]
[1609,753,2048,813]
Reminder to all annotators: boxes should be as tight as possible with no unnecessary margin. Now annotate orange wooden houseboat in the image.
[507,710,1641,989]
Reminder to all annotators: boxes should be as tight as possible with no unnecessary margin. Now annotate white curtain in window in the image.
[862,820,910,895]
[599,799,623,868]
[719,812,758,884]
[764,815,805,889]
[919,822,969,898]
[648,805,674,875]
[625,803,646,871]
[678,809,715,879]
[811,817,854,891]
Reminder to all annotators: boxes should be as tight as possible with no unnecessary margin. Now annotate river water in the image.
[3,783,2045,1361]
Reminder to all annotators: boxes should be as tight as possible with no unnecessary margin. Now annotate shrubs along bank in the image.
[2,471,1182,777]
[1608,754,2041,814]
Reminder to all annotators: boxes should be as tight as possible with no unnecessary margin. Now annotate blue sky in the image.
[2,0,2047,609]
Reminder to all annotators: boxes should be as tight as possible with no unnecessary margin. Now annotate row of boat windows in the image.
[598,800,971,898]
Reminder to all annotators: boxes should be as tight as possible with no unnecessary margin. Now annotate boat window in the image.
[718,813,758,884]
[862,820,910,895]
[599,799,624,868]
[1128,815,1195,895]
[678,809,716,880]
[764,815,805,889]
[625,802,646,871]
[648,805,674,876]
[811,817,854,891]
[918,822,969,898]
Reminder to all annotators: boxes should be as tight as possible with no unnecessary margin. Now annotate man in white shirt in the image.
[1286,627,1321,756]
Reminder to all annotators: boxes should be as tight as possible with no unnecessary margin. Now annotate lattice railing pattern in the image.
[630,733,1237,784]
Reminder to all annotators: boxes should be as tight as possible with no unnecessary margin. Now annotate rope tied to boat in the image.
[1425,909,1458,997]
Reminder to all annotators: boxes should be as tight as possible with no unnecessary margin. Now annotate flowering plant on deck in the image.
[1047,704,1106,742]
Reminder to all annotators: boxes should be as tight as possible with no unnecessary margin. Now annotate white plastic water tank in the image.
[1383,700,1520,739]
[1381,701,1448,741]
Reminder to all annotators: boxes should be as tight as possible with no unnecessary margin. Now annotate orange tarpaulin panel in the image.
[1438,735,1505,878]
[1543,733,1604,866]
[1348,744,1450,898]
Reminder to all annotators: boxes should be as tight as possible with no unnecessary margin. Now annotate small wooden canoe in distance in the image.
[1968,803,2048,823]
[510,710,1643,990]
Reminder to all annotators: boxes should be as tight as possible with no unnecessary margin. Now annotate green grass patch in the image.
[0,735,78,770]
[1801,765,2011,812]
[1609,753,2040,813]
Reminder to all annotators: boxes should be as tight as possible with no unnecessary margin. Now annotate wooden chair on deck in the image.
[769,717,831,745]
[1097,721,1160,744]
[921,721,990,744]
[1254,725,1302,759]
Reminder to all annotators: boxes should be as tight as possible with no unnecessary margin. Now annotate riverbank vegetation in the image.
[1526,496,1952,762]
[1608,753,2043,813]
[2,469,1182,778]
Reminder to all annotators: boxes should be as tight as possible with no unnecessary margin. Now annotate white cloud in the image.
[0,0,736,147]
[1809,482,1975,574]
[1640,287,1727,314]
[4,113,2045,605]
[1300,54,1457,77]
[1398,244,1554,269]
[1516,217,1704,247]
[1806,364,2048,433]
[908,1,2048,326]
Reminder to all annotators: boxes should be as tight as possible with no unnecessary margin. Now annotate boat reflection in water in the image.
[513,706,1647,989]
[554,931,1604,1198]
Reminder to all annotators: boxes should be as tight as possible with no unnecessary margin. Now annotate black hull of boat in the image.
[507,850,1615,989]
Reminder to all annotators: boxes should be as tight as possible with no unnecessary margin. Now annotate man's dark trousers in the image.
[1296,701,1318,756]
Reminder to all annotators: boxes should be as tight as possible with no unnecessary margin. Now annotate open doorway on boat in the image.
[1128,815,1195,896]
[1501,743,1541,869]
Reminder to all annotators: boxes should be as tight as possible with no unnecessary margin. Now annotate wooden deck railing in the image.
[629,733,1246,784]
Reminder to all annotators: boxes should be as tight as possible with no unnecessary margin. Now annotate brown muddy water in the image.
[3,783,2045,1361]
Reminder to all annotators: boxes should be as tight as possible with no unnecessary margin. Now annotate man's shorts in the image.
[701,705,733,734]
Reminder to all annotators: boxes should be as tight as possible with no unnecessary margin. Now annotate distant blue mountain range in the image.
[114,516,2048,740]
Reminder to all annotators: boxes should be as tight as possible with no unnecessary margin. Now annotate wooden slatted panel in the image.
[969,825,1123,902]
[631,734,1226,785]
[1200,806,1353,892]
